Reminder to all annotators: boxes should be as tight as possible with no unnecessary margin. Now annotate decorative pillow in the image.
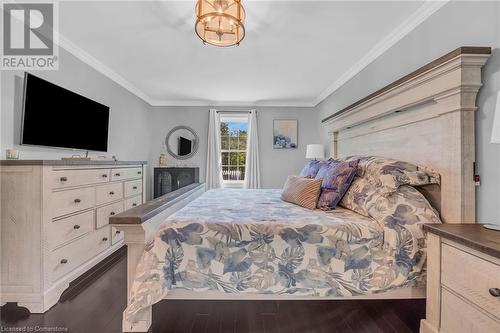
[342,156,440,194]
[314,159,358,210]
[340,176,441,276]
[299,160,323,178]
[338,177,372,217]
[340,177,441,227]
[281,176,322,210]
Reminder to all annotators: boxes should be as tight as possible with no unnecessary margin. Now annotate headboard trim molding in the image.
[322,47,491,224]
[322,46,491,124]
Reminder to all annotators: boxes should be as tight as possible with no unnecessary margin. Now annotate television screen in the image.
[21,73,110,152]
[178,136,192,156]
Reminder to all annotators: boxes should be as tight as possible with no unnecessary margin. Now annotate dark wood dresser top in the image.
[423,224,500,259]
[0,160,147,166]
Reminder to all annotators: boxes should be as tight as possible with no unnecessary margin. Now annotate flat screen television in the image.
[21,73,110,152]
[178,136,192,156]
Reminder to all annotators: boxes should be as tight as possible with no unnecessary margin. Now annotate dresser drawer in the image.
[441,288,500,333]
[441,243,500,319]
[51,227,110,282]
[96,201,124,229]
[110,167,143,182]
[51,187,95,218]
[96,182,123,206]
[124,179,142,198]
[51,169,110,189]
[111,227,124,245]
[49,210,94,249]
[124,195,142,209]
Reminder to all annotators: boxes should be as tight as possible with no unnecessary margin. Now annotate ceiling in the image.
[58,1,444,107]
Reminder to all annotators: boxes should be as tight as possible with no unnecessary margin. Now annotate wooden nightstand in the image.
[421,224,500,333]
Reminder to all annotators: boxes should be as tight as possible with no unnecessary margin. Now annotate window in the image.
[220,115,248,184]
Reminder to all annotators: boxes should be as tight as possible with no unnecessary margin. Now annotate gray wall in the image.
[0,47,320,197]
[0,48,154,196]
[316,1,500,225]
[149,106,320,189]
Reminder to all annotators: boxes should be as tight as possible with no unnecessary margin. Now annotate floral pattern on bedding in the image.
[340,177,441,223]
[343,156,440,194]
[340,177,441,262]
[125,189,434,323]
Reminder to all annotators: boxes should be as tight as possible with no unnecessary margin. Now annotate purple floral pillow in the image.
[314,159,358,210]
[299,160,324,178]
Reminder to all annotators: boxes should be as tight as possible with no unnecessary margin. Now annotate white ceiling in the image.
[57,1,444,107]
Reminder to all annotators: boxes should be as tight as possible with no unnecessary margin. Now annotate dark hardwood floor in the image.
[1,254,425,333]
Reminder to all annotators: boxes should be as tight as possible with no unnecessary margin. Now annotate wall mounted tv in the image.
[21,73,110,152]
[178,136,192,156]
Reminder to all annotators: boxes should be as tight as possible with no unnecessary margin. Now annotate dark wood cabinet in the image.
[153,167,199,198]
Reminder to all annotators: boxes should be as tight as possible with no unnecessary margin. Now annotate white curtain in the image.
[205,109,223,189]
[245,110,261,189]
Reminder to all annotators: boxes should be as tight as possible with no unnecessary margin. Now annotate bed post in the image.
[118,223,154,332]
[110,183,206,332]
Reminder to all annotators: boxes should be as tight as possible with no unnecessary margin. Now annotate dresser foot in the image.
[0,302,33,322]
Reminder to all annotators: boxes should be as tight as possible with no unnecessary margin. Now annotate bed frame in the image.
[111,47,490,332]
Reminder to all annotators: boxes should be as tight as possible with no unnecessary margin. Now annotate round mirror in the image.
[165,126,199,160]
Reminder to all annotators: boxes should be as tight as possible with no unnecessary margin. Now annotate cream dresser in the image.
[421,224,500,333]
[0,160,146,313]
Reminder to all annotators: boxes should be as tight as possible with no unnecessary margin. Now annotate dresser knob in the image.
[73,224,80,229]
[489,288,500,297]
[74,198,81,203]
[132,186,137,190]
[60,259,68,264]
[109,191,115,195]
[60,177,67,182]
[102,237,108,242]
[110,212,115,216]
[115,173,121,177]
[137,171,142,175]
[132,203,137,207]
[115,230,121,234]
[102,174,108,178]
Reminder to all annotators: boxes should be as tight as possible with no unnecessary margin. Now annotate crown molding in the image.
[313,0,449,106]
[55,31,154,105]
[148,99,316,107]
[52,0,447,108]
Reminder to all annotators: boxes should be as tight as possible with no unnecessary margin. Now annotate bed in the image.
[125,188,436,322]
[110,46,490,332]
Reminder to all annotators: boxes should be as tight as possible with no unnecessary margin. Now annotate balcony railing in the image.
[222,166,245,181]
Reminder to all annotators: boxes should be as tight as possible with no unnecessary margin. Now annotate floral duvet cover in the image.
[126,189,427,322]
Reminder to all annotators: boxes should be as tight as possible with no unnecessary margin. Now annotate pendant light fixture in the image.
[195,0,245,47]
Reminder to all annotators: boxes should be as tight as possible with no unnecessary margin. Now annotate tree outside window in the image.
[220,120,248,182]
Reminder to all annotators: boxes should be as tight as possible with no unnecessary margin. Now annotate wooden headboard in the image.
[322,47,491,224]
